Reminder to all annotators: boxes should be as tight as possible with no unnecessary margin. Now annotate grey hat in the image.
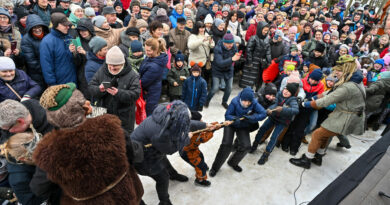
[102,6,116,15]
[88,36,107,54]
[214,18,224,27]
[92,15,106,28]
[0,8,11,20]
[106,46,125,65]
[85,7,95,17]
[0,57,15,71]
[331,30,339,38]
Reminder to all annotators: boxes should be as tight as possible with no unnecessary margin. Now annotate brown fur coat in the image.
[33,114,143,204]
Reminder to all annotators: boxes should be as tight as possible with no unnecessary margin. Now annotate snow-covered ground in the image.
[139,84,384,205]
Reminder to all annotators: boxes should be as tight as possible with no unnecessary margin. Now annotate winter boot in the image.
[311,153,324,166]
[289,150,297,156]
[194,179,211,187]
[282,146,289,152]
[336,143,351,149]
[289,154,311,169]
[169,172,188,182]
[227,161,243,172]
[158,199,173,205]
[140,200,147,205]
[204,100,210,108]
[257,152,270,165]
[222,102,229,109]
[249,141,259,153]
[209,168,217,177]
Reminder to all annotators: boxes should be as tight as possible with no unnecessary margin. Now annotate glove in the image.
[302,101,312,108]
[274,106,283,113]
[198,106,203,112]
[266,109,272,116]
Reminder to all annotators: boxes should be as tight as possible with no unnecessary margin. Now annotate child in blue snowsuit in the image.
[182,63,208,111]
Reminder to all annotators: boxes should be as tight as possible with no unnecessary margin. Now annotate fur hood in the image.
[33,114,143,204]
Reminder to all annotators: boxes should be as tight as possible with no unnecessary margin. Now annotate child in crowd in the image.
[256,83,278,109]
[367,59,384,83]
[279,44,300,72]
[167,51,190,101]
[182,62,207,111]
[128,40,144,73]
[250,83,300,164]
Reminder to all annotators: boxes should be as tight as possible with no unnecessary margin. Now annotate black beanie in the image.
[264,84,277,95]
[314,42,325,53]
[125,27,140,37]
[285,83,299,96]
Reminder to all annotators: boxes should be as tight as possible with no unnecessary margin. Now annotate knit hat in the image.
[92,16,106,28]
[222,7,229,13]
[239,3,246,9]
[102,6,116,15]
[141,0,153,4]
[156,8,167,16]
[237,11,245,19]
[136,19,148,29]
[223,30,234,43]
[326,76,337,82]
[324,13,332,18]
[303,60,311,67]
[314,42,325,53]
[264,84,277,95]
[287,71,301,83]
[339,44,349,51]
[331,20,340,25]
[191,64,201,73]
[374,59,385,67]
[290,44,298,52]
[175,51,185,62]
[289,26,298,34]
[185,0,192,6]
[125,27,140,36]
[15,7,29,20]
[214,18,224,27]
[88,36,107,54]
[0,57,15,71]
[70,4,82,14]
[51,12,72,28]
[85,7,96,17]
[106,46,125,65]
[0,8,11,20]
[240,87,254,101]
[130,40,143,53]
[309,64,320,73]
[285,83,299,96]
[234,35,241,44]
[292,12,299,18]
[204,14,213,24]
[177,17,186,25]
[309,69,323,81]
[285,64,295,72]
[274,29,284,38]
[331,30,339,38]
[40,83,76,111]
[215,11,222,17]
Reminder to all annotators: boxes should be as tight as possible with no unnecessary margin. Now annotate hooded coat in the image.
[139,53,169,116]
[241,22,271,87]
[84,51,105,83]
[182,74,208,111]
[33,114,144,205]
[314,72,366,135]
[169,9,186,29]
[89,61,140,132]
[21,14,50,89]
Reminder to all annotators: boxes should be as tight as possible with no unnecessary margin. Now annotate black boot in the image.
[222,102,229,109]
[282,146,289,152]
[336,143,351,149]
[289,154,311,169]
[210,144,232,177]
[158,199,173,205]
[249,141,259,153]
[169,172,188,182]
[289,150,297,156]
[194,179,211,187]
[311,153,323,166]
[257,152,270,165]
[227,161,243,172]
[140,200,147,205]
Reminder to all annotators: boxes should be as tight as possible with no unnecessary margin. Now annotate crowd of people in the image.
[0,0,389,204]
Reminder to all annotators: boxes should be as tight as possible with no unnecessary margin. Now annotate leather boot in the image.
[257,152,270,165]
[210,144,232,177]
[289,154,311,169]
[169,172,188,182]
[311,153,324,166]
[249,141,259,154]
[227,149,248,171]
[158,199,173,205]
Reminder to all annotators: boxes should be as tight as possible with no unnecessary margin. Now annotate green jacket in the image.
[167,66,190,96]
[316,81,366,136]
[128,56,144,74]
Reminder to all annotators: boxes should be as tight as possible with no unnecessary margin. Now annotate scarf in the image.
[229,20,238,33]
[0,25,11,33]
[32,32,44,40]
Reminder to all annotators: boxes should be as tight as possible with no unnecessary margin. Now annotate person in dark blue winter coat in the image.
[250,83,300,165]
[0,57,41,102]
[209,87,267,177]
[182,63,207,111]
[21,14,50,89]
[40,13,76,86]
[139,38,168,116]
[131,101,207,204]
[84,36,108,83]
[206,31,241,109]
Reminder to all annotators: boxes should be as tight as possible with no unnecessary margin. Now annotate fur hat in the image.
[309,69,323,81]
[88,36,107,54]
[285,83,299,96]
[106,46,125,65]
[240,87,255,101]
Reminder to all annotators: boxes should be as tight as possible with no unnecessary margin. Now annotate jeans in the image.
[254,118,286,153]
[207,77,233,103]
[304,110,318,135]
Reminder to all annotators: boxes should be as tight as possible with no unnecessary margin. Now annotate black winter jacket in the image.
[268,91,300,126]
[246,21,271,67]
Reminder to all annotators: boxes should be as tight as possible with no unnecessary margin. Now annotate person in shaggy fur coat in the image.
[33,83,144,204]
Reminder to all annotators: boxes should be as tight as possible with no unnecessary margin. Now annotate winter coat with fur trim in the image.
[33,114,144,205]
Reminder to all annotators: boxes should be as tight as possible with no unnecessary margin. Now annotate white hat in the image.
[204,14,213,24]
[70,4,83,14]
[0,57,15,71]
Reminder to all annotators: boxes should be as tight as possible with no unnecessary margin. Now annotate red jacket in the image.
[245,23,257,42]
[302,74,325,99]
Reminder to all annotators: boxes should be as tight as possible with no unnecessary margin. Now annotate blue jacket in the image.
[279,54,300,72]
[268,91,300,126]
[225,93,267,129]
[169,9,186,29]
[0,69,41,102]
[139,53,168,115]
[85,51,105,83]
[21,14,50,88]
[40,29,76,86]
[182,75,207,111]
[212,40,237,79]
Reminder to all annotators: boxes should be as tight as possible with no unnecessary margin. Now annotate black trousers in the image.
[211,126,251,172]
[282,108,312,152]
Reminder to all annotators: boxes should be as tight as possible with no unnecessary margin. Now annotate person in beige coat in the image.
[92,14,136,48]
[187,21,214,67]
[290,55,366,169]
